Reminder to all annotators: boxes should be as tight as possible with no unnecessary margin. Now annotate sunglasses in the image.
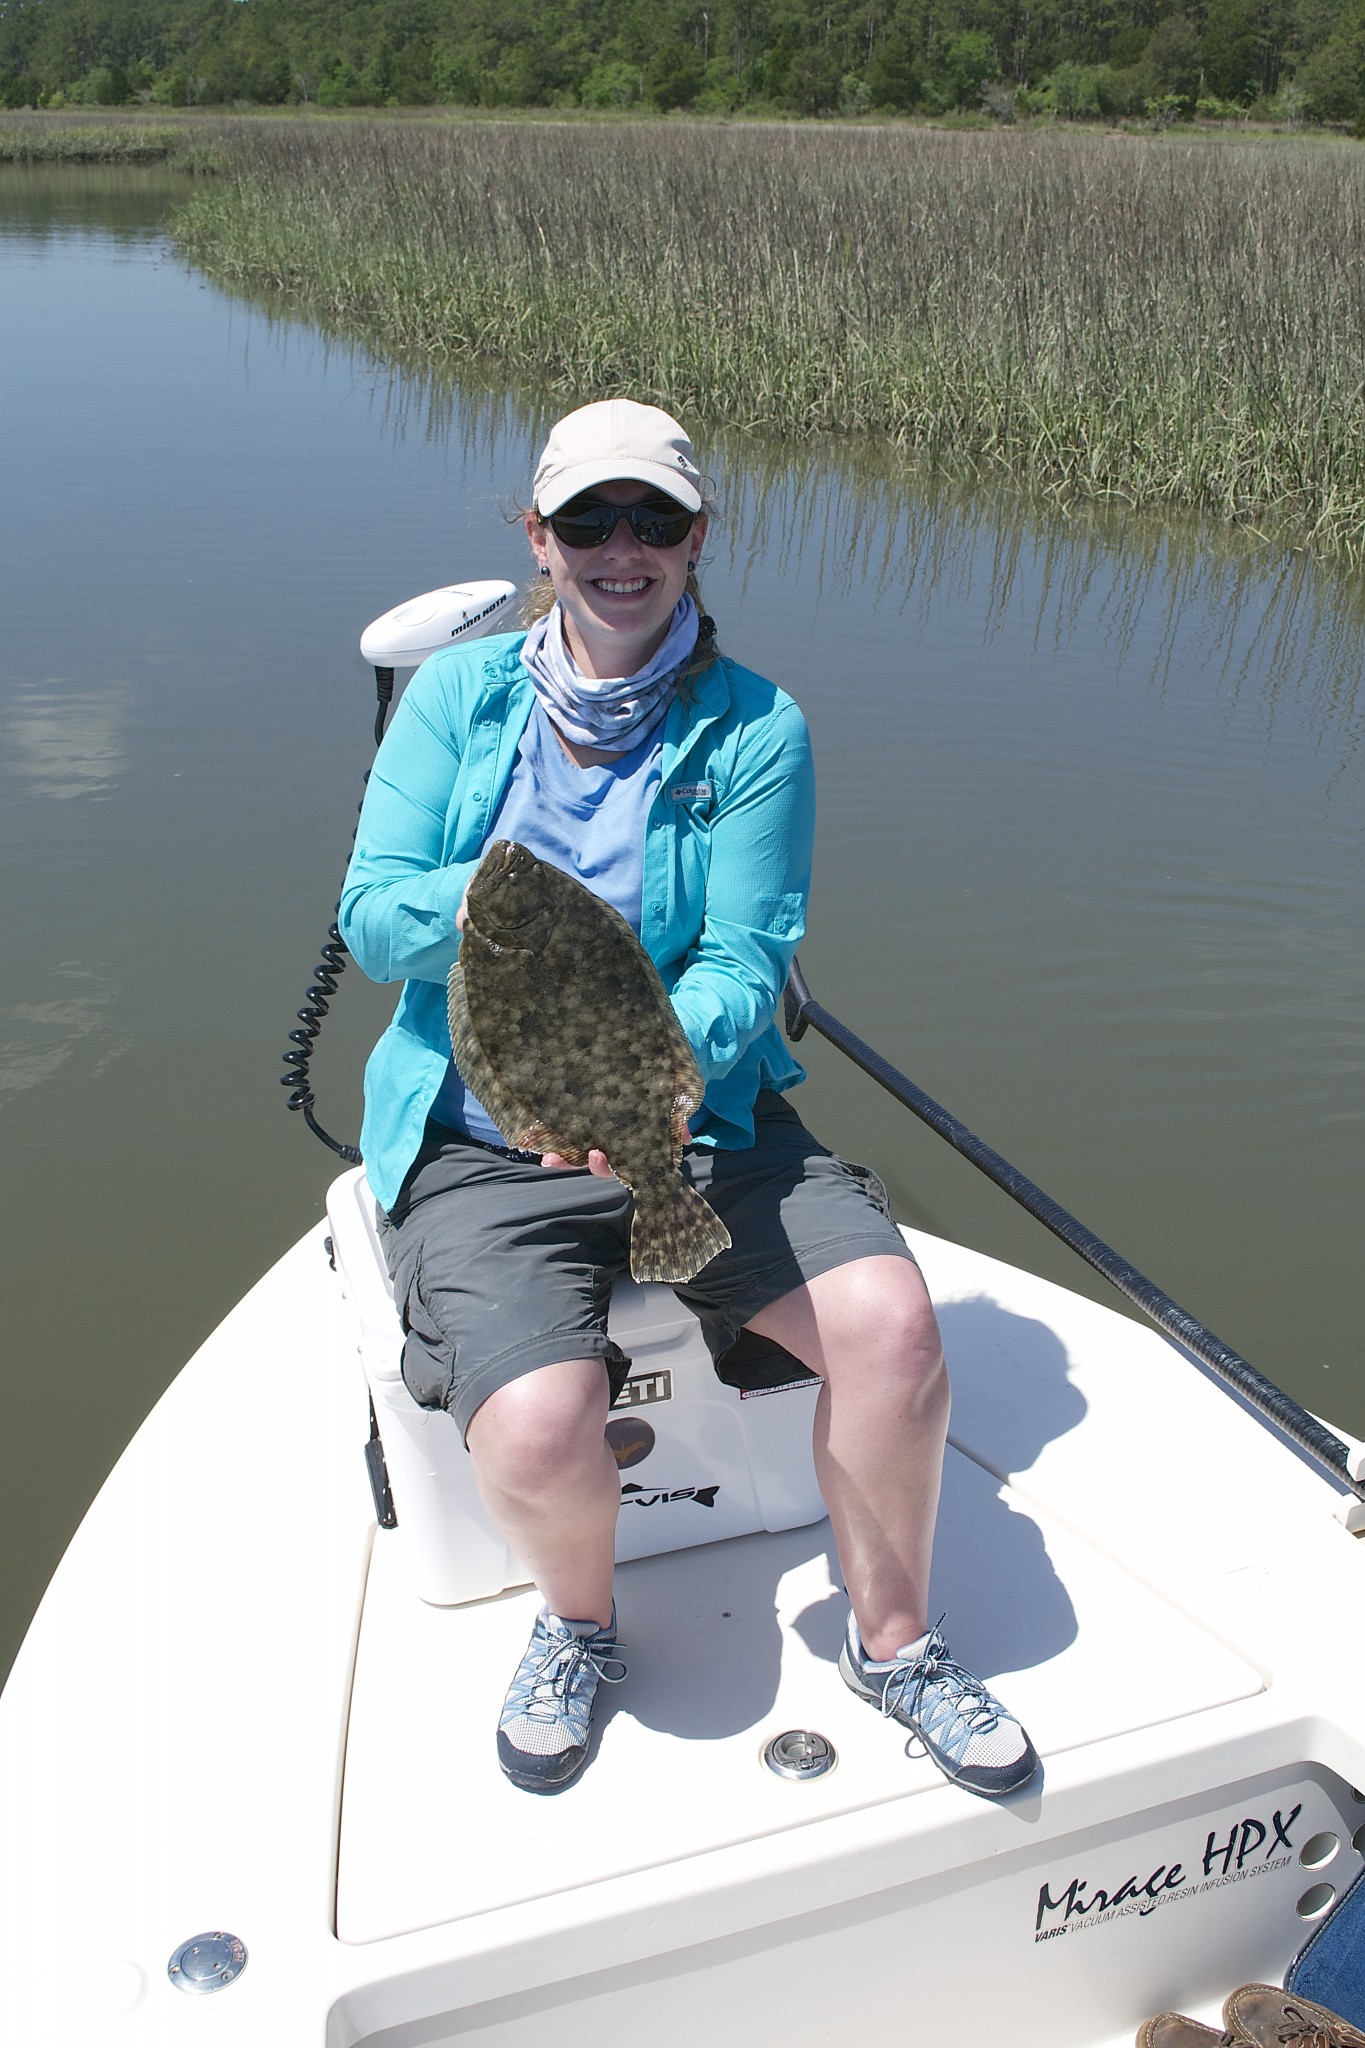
[541,492,697,551]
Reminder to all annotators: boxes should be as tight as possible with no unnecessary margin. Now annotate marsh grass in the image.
[80,117,1365,556]
[0,120,187,163]
[0,109,242,171]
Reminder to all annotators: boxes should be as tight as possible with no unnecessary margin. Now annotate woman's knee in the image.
[466,1356,611,1493]
[817,1258,945,1393]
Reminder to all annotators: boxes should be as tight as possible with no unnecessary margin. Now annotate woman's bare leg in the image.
[746,1255,948,1660]
[465,1357,618,1627]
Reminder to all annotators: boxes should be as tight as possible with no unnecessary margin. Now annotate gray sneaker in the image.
[497,1606,626,1792]
[839,1612,1039,1798]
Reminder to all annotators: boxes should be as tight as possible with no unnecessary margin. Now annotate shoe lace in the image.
[512,1630,628,1723]
[1276,2012,1346,2048]
[876,1620,1001,1757]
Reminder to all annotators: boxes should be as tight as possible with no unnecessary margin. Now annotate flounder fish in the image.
[448,840,732,1284]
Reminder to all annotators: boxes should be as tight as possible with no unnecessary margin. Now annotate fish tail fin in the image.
[629,1173,732,1285]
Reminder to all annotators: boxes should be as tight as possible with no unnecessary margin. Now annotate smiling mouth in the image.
[592,577,652,595]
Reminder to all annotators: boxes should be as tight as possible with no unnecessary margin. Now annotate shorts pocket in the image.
[831,1155,895,1220]
[393,1247,458,1412]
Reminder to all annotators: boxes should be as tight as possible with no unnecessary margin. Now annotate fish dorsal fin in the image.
[668,1039,704,1141]
[517,1120,589,1165]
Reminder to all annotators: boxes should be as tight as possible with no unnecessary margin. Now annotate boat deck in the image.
[340,1448,1261,1942]
[3,1213,1364,2048]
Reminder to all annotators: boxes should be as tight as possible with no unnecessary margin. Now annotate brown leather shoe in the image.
[1136,2018,1235,2047]
[1223,1985,1365,2048]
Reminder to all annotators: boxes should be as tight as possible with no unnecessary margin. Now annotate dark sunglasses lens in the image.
[630,504,695,547]
[548,497,694,549]
[549,504,618,548]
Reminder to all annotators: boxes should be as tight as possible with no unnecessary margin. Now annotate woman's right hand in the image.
[541,1147,615,1177]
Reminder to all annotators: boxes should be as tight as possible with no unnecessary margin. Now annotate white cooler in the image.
[325,1166,827,1606]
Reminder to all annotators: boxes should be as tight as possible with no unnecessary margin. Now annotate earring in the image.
[540,564,550,577]
[687,561,698,573]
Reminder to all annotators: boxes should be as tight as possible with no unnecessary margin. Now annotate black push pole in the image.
[783,957,1365,1506]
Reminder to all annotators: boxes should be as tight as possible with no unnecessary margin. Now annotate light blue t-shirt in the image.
[431,702,663,1144]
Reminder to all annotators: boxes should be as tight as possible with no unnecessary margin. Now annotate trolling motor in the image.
[280,580,518,1160]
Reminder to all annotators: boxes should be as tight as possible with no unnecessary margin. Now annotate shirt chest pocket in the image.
[667,779,715,904]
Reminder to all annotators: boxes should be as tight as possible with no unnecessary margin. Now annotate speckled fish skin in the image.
[448,840,732,1284]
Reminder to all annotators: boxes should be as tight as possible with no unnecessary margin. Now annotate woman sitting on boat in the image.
[340,398,1039,1799]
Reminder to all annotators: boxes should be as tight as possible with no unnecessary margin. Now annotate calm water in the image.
[3,167,1363,1685]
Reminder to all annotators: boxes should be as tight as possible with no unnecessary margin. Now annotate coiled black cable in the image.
[373,667,394,746]
[279,667,395,1161]
[281,918,360,1161]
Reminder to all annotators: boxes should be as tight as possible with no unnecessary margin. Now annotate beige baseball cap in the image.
[533,399,703,516]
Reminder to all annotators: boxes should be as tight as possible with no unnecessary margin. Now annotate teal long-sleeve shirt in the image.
[339,632,814,1213]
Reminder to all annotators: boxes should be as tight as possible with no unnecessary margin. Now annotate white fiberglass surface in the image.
[336,1436,1261,1945]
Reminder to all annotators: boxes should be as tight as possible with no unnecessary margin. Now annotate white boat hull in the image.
[3,1185,1363,2047]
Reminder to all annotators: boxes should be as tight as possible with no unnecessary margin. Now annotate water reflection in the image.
[0,969,129,1098]
[329,350,1365,774]
[2,681,132,800]
[0,163,192,242]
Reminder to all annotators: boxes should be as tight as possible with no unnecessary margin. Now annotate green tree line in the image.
[3,0,1365,125]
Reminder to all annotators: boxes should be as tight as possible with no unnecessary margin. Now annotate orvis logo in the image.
[621,1481,719,1509]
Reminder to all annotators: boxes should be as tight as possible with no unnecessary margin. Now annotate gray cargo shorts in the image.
[377,1089,917,1442]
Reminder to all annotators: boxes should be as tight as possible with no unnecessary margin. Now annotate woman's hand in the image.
[538,1121,689,1175]
[540,1147,615,1176]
